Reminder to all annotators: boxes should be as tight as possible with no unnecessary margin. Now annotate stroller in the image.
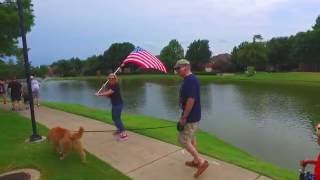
[300,165,316,180]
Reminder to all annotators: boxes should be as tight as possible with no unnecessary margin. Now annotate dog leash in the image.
[76,125,175,133]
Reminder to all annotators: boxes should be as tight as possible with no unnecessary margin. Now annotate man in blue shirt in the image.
[174,59,209,178]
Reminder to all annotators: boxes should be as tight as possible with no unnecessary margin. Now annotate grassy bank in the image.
[47,72,320,86]
[43,101,297,180]
[0,109,130,180]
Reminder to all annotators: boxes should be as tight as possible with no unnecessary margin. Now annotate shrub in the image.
[245,66,256,76]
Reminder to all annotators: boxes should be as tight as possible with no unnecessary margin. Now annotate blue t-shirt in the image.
[107,84,123,106]
[179,74,201,123]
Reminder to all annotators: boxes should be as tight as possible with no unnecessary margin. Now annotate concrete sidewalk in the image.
[0,104,271,180]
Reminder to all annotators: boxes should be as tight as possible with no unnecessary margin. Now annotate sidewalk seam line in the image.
[254,175,261,180]
[126,148,182,174]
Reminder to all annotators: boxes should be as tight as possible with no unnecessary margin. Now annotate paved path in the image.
[0,104,271,180]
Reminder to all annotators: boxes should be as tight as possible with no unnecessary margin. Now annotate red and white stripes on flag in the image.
[123,47,167,73]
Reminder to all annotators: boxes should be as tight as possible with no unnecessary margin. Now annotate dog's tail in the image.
[71,127,84,140]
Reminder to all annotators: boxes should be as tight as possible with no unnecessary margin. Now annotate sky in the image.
[26,0,320,66]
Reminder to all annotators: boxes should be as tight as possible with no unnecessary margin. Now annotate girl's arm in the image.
[96,89,114,97]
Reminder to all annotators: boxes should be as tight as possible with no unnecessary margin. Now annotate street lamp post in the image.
[16,0,42,142]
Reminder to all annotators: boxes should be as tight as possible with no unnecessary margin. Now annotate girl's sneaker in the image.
[113,130,121,136]
[117,133,128,141]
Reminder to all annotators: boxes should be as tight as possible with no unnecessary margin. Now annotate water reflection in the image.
[40,79,320,170]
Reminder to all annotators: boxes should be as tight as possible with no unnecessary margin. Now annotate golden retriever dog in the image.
[48,126,86,162]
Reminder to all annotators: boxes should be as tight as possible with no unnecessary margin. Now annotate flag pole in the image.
[96,65,122,94]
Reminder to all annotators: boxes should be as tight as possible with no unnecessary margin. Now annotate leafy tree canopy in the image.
[159,39,184,70]
[185,39,212,69]
[231,40,268,70]
[102,42,135,71]
[313,15,320,30]
[0,0,34,57]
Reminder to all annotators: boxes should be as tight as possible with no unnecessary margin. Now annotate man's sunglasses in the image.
[174,66,182,71]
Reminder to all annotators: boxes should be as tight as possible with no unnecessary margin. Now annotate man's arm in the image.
[180,97,195,124]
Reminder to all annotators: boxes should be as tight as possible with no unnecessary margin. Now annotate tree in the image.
[159,39,184,71]
[0,59,24,78]
[82,55,103,76]
[231,41,268,71]
[0,0,34,57]
[313,15,320,30]
[31,65,48,77]
[50,57,84,76]
[253,34,263,43]
[185,39,212,69]
[51,60,70,76]
[69,57,82,75]
[290,30,320,71]
[267,37,295,71]
[102,42,135,72]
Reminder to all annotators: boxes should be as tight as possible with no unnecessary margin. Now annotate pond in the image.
[40,78,320,170]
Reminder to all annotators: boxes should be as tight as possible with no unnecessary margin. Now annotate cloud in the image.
[130,0,290,18]
[28,0,320,65]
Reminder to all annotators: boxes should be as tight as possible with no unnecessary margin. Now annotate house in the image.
[208,53,233,72]
[204,62,214,72]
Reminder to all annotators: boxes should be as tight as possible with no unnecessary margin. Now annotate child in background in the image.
[0,79,6,104]
[31,75,41,107]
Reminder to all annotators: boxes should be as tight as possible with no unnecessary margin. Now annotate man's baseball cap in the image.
[174,59,190,68]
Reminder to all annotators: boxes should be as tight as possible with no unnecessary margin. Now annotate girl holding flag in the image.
[96,73,128,141]
[95,47,166,141]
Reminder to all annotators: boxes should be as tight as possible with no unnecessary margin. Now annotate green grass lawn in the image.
[43,101,297,180]
[0,109,130,180]
[48,72,320,86]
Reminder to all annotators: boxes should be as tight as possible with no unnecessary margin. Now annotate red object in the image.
[123,47,167,73]
[302,153,320,180]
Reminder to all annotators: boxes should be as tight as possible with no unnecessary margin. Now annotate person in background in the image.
[0,78,7,104]
[31,75,40,107]
[174,59,209,178]
[95,73,128,141]
[22,83,30,110]
[7,77,22,111]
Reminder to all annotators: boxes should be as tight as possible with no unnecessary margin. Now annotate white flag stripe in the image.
[140,51,164,71]
[138,51,163,71]
[125,56,151,68]
[124,58,150,68]
[123,47,167,73]
[143,50,166,71]
[127,54,154,68]
[131,53,159,70]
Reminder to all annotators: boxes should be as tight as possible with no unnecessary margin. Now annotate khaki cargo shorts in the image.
[178,122,199,146]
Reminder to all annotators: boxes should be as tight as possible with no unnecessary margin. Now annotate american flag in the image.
[123,47,167,73]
